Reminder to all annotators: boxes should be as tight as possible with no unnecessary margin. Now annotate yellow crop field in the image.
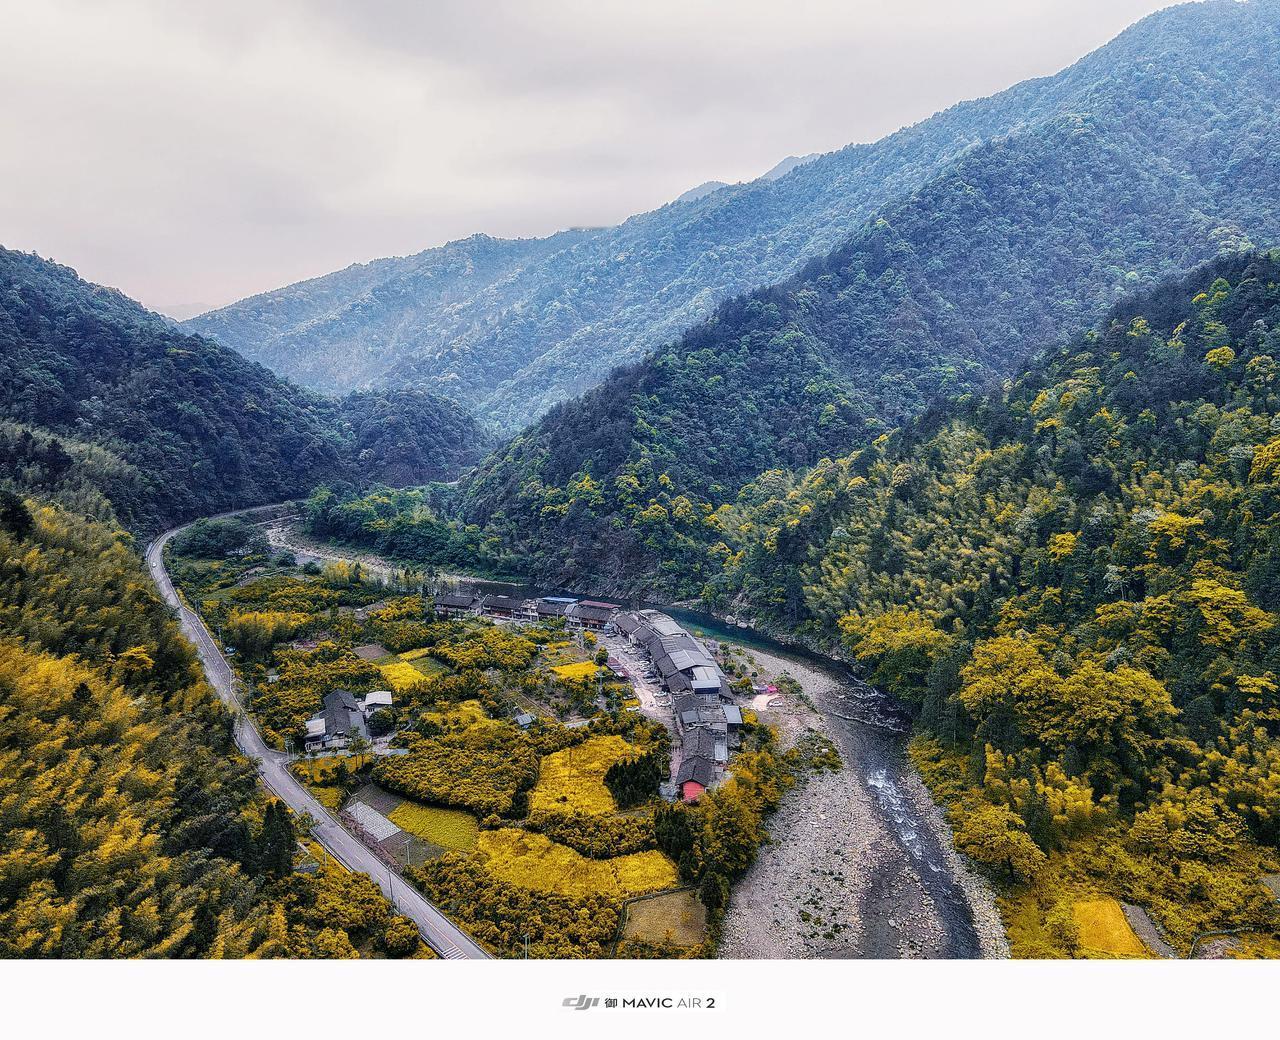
[378,660,425,692]
[531,734,634,814]
[478,829,677,899]
[399,647,433,661]
[423,699,495,732]
[552,661,599,680]
[1072,898,1149,958]
[388,802,479,851]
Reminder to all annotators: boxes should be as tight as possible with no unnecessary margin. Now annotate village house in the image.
[536,596,576,619]
[304,689,367,752]
[615,609,750,800]
[566,599,618,630]
[304,688,395,751]
[675,756,716,802]
[674,693,728,736]
[362,690,393,714]
[481,594,527,619]
[684,725,727,768]
[433,592,479,616]
[620,610,734,700]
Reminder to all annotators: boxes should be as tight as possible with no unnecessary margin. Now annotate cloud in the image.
[0,0,1171,313]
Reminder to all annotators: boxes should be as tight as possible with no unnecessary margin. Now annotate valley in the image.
[266,521,1009,957]
[221,510,1009,958]
[5,0,1280,970]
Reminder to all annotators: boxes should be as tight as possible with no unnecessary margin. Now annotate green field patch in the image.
[409,655,450,678]
[387,802,479,852]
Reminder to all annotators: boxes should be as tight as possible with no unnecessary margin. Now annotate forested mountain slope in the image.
[186,231,588,414]
[190,1,1280,431]
[710,252,1280,954]
[0,248,489,533]
[449,1,1280,595]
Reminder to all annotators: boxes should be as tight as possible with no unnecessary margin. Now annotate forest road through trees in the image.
[146,517,490,960]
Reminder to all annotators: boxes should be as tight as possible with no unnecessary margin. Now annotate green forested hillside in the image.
[0,247,488,533]
[449,0,1280,596]
[191,1,1280,432]
[186,231,590,417]
[716,253,1280,954]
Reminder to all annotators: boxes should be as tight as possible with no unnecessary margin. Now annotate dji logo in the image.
[563,995,600,1011]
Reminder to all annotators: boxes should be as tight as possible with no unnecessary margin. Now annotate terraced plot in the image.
[623,889,707,948]
[530,734,635,815]
[478,829,678,900]
[389,802,480,852]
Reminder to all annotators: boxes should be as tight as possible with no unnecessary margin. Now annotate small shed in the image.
[362,690,394,713]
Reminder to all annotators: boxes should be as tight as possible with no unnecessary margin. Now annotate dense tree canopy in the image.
[0,502,422,957]
[0,247,489,535]
[417,0,1280,596]
[722,253,1280,951]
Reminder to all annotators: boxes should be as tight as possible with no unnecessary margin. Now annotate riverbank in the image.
[718,649,1008,959]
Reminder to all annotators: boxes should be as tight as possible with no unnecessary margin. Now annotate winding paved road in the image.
[146,521,488,960]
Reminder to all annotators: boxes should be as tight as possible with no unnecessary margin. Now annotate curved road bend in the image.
[146,524,489,961]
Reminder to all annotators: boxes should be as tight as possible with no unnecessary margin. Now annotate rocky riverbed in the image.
[718,649,1008,959]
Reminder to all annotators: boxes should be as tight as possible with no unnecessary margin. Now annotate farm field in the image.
[166,532,697,956]
[1072,899,1150,958]
[552,661,599,681]
[373,646,453,692]
[530,733,634,814]
[388,802,480,852]
[377,659,428,691]
[423,698,493,731]
[623,889,707,948]
[478,828,678,900]
[400,648,451,675]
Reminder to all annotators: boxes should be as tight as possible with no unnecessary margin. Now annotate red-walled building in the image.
[676,756,715,802]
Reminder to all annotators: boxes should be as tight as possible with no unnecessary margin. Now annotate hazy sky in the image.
[0,0,1173,315]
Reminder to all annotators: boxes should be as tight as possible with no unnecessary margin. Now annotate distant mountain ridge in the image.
[445,0,1280,594]
[675,156,816,205]
[189,4,1280,431]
